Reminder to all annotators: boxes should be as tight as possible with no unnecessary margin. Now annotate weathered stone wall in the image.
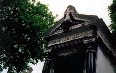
[96,46,115,73]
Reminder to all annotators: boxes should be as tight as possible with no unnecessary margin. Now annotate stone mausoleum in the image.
[42,5,116,73]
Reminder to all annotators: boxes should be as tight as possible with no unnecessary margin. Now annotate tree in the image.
[109,0,116,37]
[0,0,55,72]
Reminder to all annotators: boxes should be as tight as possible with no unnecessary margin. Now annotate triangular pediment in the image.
[46,5,98,36]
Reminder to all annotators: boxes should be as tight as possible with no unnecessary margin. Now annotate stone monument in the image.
[42,5,116,73]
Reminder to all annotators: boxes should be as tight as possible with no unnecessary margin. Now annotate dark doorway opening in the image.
[54,49,86,73]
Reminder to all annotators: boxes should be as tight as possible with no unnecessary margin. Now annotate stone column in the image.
[42,59,52,73]
[84,39,97,73]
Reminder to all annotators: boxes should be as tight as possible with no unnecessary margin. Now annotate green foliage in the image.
[109,0,116,37]
[0,0,54,72]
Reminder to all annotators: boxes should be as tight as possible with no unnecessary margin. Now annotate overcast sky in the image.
[37,0,112,25]
[2,0,113,73]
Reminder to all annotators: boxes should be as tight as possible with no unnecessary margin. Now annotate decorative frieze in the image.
[48,30,93,47]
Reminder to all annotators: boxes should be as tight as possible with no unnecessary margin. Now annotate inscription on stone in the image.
[48,30,93,46]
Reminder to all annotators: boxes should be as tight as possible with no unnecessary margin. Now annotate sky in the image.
[2,0,113,73]
[37,0,112,25]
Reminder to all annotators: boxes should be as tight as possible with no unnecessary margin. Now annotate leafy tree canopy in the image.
[109,0,116,37]
[0,0,55,72]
